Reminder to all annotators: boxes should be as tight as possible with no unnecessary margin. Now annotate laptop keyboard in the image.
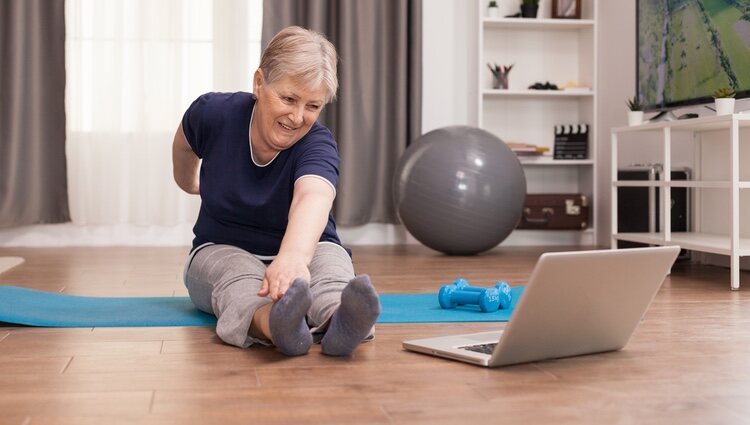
[459,342,497,355]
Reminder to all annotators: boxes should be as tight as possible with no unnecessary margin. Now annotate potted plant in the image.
[521,0,539,18]
[487,0,499,18]
[713,87,736,115]
[626,96,644,126]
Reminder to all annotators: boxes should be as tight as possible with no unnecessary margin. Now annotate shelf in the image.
[483,18,595,30]
[483,89,594,98]
[612,113,750,133]
[479,0,598,248]
[613,232,750,256]
[611,92,749,289]
[519,157,593,166]
[613,181,750,189]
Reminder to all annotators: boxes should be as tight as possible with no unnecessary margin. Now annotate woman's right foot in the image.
[269,278,313,356]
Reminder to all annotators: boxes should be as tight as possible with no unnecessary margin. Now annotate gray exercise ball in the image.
[393,126,526,255]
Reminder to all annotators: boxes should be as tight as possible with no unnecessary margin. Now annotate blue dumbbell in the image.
[439,279,512,310]
[438,284,501,312]
[492,281,512,309]
[468,281,511,309]
[451,278,470,289]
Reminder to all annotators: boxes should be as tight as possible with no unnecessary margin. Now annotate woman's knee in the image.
[309,243,354,285]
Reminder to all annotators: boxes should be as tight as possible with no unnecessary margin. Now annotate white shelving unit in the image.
[611,114,750,290]
[478,0,598,246]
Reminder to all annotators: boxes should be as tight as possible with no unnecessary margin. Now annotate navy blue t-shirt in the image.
[182,92,347,257]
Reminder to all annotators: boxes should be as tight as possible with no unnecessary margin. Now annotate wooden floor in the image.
[0,245,749,425]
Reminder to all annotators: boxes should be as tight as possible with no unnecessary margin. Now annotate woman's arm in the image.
[258,176,335,301]
[172,123,201,195]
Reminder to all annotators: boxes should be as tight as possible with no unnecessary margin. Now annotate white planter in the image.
[628,111,644,126]
[715,98,735,115]
[487,6,499,18]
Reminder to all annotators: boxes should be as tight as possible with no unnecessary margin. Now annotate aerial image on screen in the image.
[638,0,750,110]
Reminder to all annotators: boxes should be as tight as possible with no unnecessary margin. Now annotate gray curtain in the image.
[263,0,422,225]
[0,0,69,227]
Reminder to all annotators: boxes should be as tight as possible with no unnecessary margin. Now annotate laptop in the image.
[403,246,680,367]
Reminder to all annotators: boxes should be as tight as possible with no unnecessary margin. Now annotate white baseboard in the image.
[338,224,417,245]
[0,223,196,247]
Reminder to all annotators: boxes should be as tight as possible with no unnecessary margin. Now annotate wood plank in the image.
[151,385,376,413]
[0,416,28,425]
[384,397,746,425]
[4,327,95,336]
[0,356,71,374]
[59,285,182,297]
[90,326,217,342]
[25,408,390,425]
[160,338,241,355]
[0,338,162,357]
[0,369,259,392]
[65,350,266,374]
[0,390,153,417]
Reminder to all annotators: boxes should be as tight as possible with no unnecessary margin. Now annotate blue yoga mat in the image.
[0,285,524,327]
[377,287,524,323]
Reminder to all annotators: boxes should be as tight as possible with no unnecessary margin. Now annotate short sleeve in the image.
[181,94,212,158]
[294,124,340,190]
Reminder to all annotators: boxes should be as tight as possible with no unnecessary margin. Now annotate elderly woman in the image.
[172,26,380,356]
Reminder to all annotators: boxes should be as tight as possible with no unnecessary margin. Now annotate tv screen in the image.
[637,0,750,112]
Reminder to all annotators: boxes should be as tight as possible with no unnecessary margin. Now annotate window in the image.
[65,0,262,226]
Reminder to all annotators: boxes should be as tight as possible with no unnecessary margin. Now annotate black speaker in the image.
[617,166,689,254]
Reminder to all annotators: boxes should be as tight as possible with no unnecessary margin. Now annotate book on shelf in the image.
[506,142,550,156]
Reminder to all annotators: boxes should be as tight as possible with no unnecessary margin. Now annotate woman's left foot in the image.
[321,275,380,356]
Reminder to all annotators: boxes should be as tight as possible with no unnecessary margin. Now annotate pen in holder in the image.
[487,63,513,90]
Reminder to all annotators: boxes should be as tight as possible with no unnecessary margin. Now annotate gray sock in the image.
[269,278,313,356]
[321,275,381,357]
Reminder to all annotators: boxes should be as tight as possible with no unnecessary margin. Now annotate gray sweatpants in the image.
[183,242,359,348]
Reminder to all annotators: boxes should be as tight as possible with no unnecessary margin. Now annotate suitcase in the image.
[517,194,589,230]
[617,166,690,234]
[617,165,690,259]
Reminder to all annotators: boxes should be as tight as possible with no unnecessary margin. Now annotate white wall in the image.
[595,0,635,246]
[421,0,478,133]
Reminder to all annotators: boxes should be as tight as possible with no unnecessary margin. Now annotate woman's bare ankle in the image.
[248,303,273,341]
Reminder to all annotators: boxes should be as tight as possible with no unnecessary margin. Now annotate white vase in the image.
[537,0,550,18]
[715,98,735,115]
[628,111,644,126]
[487,6,499,18]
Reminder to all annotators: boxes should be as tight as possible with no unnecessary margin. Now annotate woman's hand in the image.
[258,253,311,301]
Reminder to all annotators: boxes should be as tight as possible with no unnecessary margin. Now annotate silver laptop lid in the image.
[489,246,679,366]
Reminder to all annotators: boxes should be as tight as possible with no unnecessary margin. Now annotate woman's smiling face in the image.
[252,70,327,155]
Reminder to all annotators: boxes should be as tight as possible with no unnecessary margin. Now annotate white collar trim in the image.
[248,104,281,167]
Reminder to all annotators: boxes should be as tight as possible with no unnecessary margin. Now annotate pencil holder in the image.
[492,73,509,90]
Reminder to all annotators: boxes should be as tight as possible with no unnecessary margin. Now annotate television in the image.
[637,0,750,116]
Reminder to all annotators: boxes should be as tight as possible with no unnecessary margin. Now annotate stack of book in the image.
[507,143,550,157]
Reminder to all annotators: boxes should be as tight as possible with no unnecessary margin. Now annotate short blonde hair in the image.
[259,26,339,103]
